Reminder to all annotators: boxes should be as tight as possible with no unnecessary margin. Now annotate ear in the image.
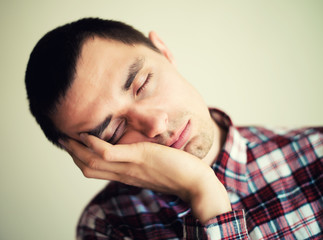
[149,31,176,65]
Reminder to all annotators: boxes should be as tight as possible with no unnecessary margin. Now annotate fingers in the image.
[79,133,144,163]
[59,137,92,161]
[60,137,111,169]
[59,136,132,178]
[72,154,120,181]
[71,147,146,187]
[64,143,122,181]
[60,135,115,165]
[59,135,159,186]
[80,133,116,162]
[80,133,110,155]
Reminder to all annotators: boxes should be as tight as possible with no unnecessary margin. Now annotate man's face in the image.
[52,36,216,159]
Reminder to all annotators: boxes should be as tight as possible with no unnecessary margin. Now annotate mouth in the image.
[169,120,191,149]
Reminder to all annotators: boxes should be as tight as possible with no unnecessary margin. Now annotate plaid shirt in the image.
[77,109,323,239]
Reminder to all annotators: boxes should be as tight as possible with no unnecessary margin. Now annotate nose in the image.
[126,103,168,138]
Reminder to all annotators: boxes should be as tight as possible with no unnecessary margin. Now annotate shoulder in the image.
[237,126,323,168]
[238,126,323,149]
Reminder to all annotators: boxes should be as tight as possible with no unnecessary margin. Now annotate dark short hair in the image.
[25,18,159,147]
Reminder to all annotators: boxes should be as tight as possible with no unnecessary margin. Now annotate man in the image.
[25,18,322,239]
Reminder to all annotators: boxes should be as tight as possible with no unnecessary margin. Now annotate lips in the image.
[169,120,191,149]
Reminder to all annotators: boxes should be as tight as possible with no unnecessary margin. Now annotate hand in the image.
[60,134,231,223]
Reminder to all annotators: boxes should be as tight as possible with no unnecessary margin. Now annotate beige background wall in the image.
[1,1,322,239]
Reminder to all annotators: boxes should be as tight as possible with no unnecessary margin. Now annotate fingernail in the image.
[58,139,66,149]
[79,133,87,141]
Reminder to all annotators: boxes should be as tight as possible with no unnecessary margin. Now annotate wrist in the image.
[188,168,232,224]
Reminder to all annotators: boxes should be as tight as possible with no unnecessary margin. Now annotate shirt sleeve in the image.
[205,209,249,240]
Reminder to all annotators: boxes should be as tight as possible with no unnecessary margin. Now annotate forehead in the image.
[76,37,135,84]
[71,37,143,102]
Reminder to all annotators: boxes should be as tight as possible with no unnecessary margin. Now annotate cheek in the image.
[160,73,197,102]
[157,79,185,102]
[117,130,152,145]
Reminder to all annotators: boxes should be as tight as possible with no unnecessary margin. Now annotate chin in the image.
[184,136,213,160]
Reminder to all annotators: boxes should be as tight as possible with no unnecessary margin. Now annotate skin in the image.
[54,32,231,224]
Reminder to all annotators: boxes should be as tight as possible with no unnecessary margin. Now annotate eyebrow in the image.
[123,57,145,91]
[85,115,112,138]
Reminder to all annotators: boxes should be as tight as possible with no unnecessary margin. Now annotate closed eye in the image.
[108,119,127,144]
[136,73,153,95]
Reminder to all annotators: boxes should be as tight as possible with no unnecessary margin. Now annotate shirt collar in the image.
[210,108,250,196]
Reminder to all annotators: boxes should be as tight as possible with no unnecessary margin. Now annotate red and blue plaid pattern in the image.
[77,109,323,239]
